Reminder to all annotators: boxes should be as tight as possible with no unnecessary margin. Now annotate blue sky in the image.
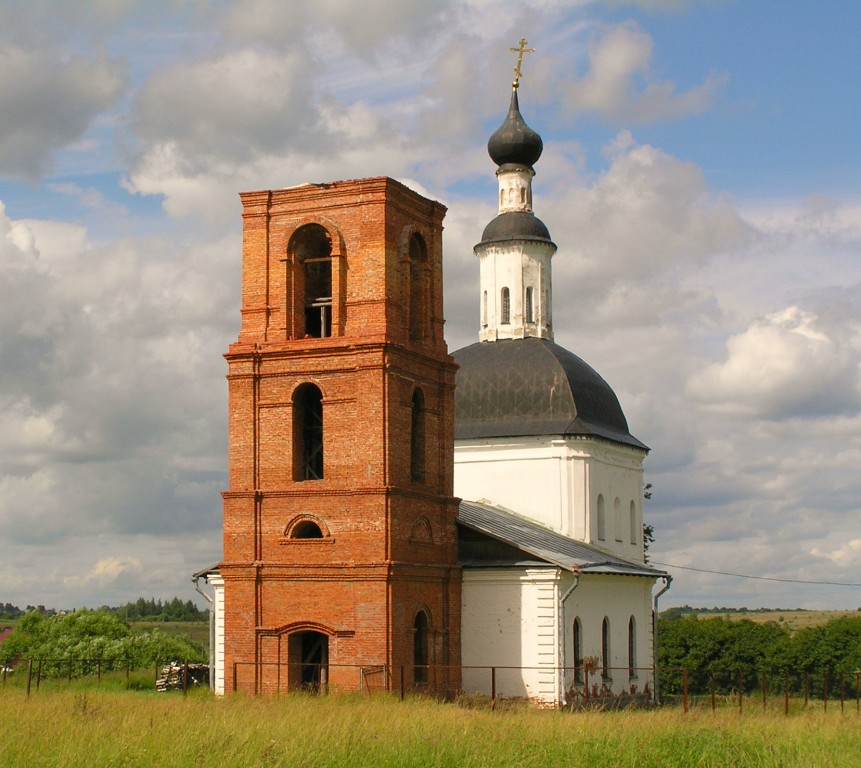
[1,0,860,611]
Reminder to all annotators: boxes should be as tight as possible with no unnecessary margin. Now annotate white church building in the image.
[451,80,669,705]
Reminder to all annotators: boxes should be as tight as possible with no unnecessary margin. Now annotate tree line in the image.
[1,597,208,623]
[657,613,861,697]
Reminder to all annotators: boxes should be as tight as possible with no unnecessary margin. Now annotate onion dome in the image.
[453,337,647,450]
[487,89,543,169]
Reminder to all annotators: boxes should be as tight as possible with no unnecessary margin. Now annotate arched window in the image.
[410,388,426,483]
[614,497,623,542]
[413,610,429,686]
[602,617,611,680]
[293,384,323,481]
[291,520,323,539]
[629,501,638,544]
[525,286,534,323]
[520,187,526,204]
[291,224,332,338]
[628,616,637,678]
[501,287,510,325]
[408,234,428,342]
[596,495,606,541]
[573,617,583,684]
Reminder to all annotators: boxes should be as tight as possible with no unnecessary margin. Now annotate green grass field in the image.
[1,689,858,768]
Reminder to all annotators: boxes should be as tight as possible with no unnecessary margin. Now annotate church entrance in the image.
[288,631,328,692]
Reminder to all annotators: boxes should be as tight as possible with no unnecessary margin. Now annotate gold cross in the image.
[510,38,535,89]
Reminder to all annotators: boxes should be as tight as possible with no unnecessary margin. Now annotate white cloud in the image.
[0,47,125,178]
[65,556,144,588]
[687,306,860,418]
[810,539,861,566]
[562,21,726,122]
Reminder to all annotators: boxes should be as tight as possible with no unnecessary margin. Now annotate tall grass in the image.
[2,689,858,767]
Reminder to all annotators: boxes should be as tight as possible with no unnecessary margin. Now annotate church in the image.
[195,52,671,706]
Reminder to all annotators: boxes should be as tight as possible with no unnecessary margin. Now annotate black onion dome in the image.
[453,338,647,450]
[487,89,543,168]
[480,211,554,246]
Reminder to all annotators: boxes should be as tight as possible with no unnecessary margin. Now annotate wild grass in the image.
[1,689,858,768]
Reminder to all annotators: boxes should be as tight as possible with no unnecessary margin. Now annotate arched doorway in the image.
[288,630,329,692]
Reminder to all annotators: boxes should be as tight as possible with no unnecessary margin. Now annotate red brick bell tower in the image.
[221,177,461,694]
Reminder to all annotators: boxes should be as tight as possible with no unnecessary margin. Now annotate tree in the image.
[642,483,654,562]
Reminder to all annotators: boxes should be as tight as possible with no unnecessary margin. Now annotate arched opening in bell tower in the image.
[290,224,333,338]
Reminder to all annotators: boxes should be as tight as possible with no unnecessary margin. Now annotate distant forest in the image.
[0,597,208,622]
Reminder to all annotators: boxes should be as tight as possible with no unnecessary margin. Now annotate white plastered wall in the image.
[454,436,646,562]
[461,567,563,704]
[477,241,554,341]
[560,572,655,699]
[461,568,657,706]
[209,573,226,695]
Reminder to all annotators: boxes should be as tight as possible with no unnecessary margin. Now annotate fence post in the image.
[182,659,189,696]
[233,661,238,693]
[584,667,590,707]
[683,668,689,714]
[784,671,789,716]
[823,672,828,713]
[761,672,767,711]
[400,665,405,702]
[710,670,716,713]
[856,671,860,714]
[491,667,496,702]
[804,673,809,708]
[839,674,844,713]
[26,659,33,697]
[738,670,743,713]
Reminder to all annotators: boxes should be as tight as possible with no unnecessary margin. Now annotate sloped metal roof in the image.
[458,500,666,578]
[453,337,648,450]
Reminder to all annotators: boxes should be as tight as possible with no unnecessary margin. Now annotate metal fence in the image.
[4,659,860,715]
[1,658,205,696]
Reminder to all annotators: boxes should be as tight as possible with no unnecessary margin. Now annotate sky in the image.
[1,0,860,612]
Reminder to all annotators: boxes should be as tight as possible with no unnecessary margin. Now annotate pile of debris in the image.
[156,661,209,691]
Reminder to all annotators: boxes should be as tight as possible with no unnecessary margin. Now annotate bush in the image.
[0,609,204,675]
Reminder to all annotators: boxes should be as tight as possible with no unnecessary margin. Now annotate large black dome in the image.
[453,338,647,450]
[487,90,543,169]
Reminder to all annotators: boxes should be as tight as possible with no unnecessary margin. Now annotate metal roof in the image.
[458,500,667,578]
[478,211,555,246]
[453,337,648,450]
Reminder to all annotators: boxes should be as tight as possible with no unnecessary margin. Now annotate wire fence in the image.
[1,658,207,695]
[4,659,860,715]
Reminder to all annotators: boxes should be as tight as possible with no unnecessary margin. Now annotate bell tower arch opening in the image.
[290,224,333,338]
